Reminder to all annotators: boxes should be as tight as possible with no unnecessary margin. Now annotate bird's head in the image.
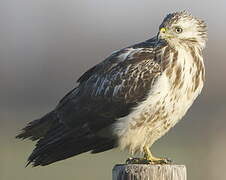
[158,11,207,49]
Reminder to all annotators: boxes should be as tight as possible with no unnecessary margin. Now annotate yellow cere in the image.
[160,27,166,33]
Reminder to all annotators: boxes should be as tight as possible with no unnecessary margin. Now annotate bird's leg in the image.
[143,146,172,164]
[126,146,172,164]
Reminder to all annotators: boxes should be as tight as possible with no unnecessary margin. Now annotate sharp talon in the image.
[150,158,172,165]
[126,157,172,165]
[126,146,173,165]
[142,146,173,165]
[126,157,150,164]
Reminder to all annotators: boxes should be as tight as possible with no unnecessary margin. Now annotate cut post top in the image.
[113,164,187,180]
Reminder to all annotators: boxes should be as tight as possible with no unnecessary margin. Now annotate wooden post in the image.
[113,164,186,180]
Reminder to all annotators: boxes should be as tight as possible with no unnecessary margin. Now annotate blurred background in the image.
[1,0,226,179]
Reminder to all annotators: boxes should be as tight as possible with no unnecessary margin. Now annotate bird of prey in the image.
[17,11,207,166]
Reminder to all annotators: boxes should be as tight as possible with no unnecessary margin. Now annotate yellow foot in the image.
[125,157,172,165]
[126,157,150,164]
[143,146,172,165]
[147,157,172,165]
[125,146,172,165]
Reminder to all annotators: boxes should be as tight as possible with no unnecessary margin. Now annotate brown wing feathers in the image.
[16,39,163,166]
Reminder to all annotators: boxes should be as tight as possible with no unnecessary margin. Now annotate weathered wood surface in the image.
[113,164,186,180]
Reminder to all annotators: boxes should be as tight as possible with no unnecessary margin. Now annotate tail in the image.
[16,111,116,166]
[26,124,115,166]
[16,111,57,141]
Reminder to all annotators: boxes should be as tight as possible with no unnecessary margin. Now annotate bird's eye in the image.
[175,27,183,34]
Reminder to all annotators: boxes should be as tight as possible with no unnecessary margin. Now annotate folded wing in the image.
[16,39,164,166]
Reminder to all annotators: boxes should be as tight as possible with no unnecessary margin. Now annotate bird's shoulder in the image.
[77,37,165,84]
[58,37,167,107]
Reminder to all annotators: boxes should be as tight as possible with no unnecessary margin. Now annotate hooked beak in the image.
[158,27,174,40]
[158,27,167,40]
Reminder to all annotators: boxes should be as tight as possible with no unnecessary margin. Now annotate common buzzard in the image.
[17,11,207,166]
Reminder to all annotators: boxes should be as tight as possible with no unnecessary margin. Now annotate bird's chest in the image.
[144,49,204,128]
[121,49,203,136]
[113,48,204,152]
[163,49,204,120]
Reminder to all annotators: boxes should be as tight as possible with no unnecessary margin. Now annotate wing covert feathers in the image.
[17,38,165,166]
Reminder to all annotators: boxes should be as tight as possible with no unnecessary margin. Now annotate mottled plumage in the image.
[16,11,207,166]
